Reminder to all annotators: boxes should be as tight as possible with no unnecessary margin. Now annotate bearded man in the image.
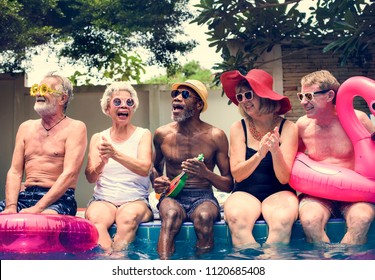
[152,80,233,259]
[0,72,87,215]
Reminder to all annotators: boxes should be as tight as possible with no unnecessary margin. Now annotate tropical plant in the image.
[192,0,375,86]
[0,0,196,84]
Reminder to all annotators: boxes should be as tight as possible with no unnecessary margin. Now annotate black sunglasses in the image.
[112,97,135,107]
[235,90,254,103]
[171,90,193,99]
[296,89,330,101]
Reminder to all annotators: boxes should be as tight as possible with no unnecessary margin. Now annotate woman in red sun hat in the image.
[221,69,299,248]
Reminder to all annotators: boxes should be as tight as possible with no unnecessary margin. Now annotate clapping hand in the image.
[265,127,280,153]
[98,135,114,163]
[258,127,280,157]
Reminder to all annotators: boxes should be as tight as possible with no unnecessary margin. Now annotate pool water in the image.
[1,216,375,260]
[1,235,375,260]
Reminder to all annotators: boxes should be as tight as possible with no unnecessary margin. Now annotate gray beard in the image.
[172,108,195,122]
[34,101,58,117]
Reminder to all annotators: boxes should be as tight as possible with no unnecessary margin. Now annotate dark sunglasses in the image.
[235,90,254,103]
[297,89,330,101]
[112,97,135,107]
[171,90,193,99]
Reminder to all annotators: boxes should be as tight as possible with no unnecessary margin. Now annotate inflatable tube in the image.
[0,213,99,253]
[290,76,375,202]
[290,153,375,202]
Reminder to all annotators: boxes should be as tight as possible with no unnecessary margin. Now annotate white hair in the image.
[100,81,139,115]
[44,71,73,113]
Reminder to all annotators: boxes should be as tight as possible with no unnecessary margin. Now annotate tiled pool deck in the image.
[112,217,375,244]
[77,209,375,243]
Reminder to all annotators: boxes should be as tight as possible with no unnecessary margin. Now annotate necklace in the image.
[248,115,279,141]
[41,115,66,136]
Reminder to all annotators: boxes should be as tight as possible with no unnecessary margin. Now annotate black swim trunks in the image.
[0,186,77,215]
[158,188,221,221]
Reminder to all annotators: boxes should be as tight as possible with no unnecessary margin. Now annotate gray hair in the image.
[100,81,139,115]
[44,71,74,113]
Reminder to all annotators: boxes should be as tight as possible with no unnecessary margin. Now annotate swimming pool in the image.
[1,218,374,260]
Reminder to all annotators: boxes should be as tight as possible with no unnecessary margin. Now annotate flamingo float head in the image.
[336,76,375,179]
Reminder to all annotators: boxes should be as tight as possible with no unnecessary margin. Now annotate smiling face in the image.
[300,85,331,119]
[107,90,135,123]
[171,86,201,122]
[235,83,260,117]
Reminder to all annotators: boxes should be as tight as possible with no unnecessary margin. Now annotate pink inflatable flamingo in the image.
[290,76,375,202]
[336,76,375,178]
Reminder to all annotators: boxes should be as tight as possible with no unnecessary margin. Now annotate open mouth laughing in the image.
[117,110,130,119]
[172,103,185,112]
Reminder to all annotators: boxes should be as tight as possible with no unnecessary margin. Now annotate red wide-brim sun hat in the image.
[220,69,292,115]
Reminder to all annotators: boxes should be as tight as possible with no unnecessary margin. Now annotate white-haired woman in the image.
[85,81,153,254]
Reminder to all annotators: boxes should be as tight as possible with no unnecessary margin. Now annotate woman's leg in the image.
[224,191,261,248]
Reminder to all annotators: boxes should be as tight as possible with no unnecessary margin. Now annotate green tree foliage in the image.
[0,0,196,83]
[144,60,214,85]
[192,0,375,85]
[0,0,61,72]
[316,0,375,66]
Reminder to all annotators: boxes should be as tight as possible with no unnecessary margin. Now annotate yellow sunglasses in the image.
[30,84,63,96]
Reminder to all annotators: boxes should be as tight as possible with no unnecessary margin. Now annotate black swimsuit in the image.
[233,118,296,202]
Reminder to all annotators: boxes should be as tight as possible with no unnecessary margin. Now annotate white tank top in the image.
[93,127,151,205]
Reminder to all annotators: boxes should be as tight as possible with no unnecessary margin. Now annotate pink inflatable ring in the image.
[0,213,99,253]
[290,76,375,202]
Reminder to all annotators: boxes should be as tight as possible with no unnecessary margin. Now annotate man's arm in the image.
[296,117,307,153]
[152,129,165,178]
[151,128,170,195]
[2,123,27,213]
[206,129,234,192]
